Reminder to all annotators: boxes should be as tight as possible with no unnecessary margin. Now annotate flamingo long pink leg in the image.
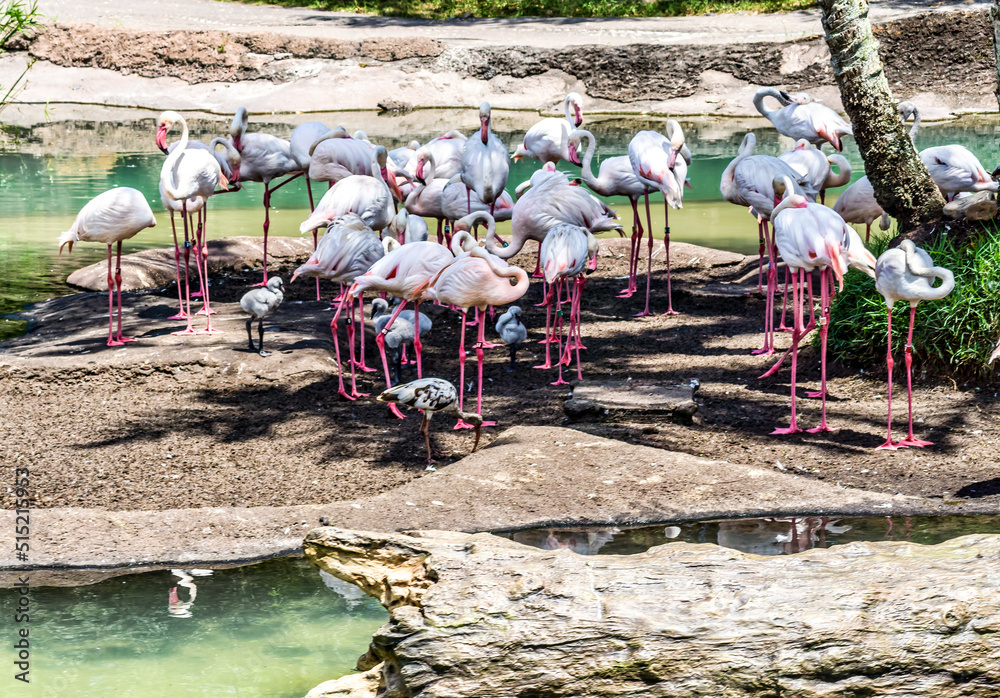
[899,304,932,447]
[373,297,408,418]
[636,190,655,317]
[755,217,765,294]
[167,213,189,320]
[551,281,569,386]
[413,299,424,379]
[172,204,198,336]
[772,268,803,435]
[661,199,678,315]
[466,310,497,427]
[104,245,120,346]
[778,267,791,332]
[353,291,375,372]
[533,286,555,369]
[194,211,216,316]
[807,269,834,433]
[331,294,363,401]
[112,240,136,344]
[752,220,777,356]
[454,311,473,429]
[195,207,222,335]
[343,295,367,399]
[877,306,902,450]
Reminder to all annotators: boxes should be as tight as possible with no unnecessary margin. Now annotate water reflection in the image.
[167,568,213,618]
[500,514,1000,556]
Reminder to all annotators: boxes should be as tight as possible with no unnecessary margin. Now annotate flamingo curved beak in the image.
[480,118,489,143]
[59,240,73,256]
[574,105,583,127]
[155,125,169,154]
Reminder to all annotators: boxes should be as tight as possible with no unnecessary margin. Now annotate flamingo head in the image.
[794,139,810,151]
[229,107,248,150]
[567,140,581,165]
[414,155,427,184]
[479,102,491,143]
[155,123,170,153]
[666,120,685,170]
[785,92,813,105]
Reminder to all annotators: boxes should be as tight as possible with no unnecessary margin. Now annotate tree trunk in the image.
[818,0,945,230]
[992,0,1000,110]
[305,527,1000,698]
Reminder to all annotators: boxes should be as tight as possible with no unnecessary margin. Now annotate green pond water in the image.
[2,109,1000,341]
[0,557,387,697]
[503,514,1000,556]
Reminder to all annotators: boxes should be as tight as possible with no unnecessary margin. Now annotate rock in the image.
[377,99,413,113]
[305,527,1000,698]
[305,666,382,698]
[565,381,697,425]
[65,235,314,291]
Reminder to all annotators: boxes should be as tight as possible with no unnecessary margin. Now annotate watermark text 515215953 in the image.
[13,465,31,684]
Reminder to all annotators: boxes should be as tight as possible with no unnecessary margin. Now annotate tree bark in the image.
[305,527,1000,698]
[818,0,945,230]
[993,0,1000,110]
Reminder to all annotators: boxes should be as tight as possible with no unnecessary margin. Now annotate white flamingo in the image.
[300,146,395,235]
[58,187,157,346]
[449,102,509,215]
[874,240,954,450]
[778,139,851,204]
[512,92,585,165]
[753,87,853,152]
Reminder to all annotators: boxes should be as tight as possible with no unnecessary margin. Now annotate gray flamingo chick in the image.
[495,305,527,371]
[371,297,432,384]
[377,377,483,463]
[240,276,284,356]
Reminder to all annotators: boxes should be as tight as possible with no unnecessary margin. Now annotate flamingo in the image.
[385,208,429,245]
[300,145,395,235]
[417,227,529,428]
[720,132,809,354]
[377,378,483,464]
[409,131,467,180]
[240,277,285,357]
[291,214,384,400]
[766,176,850,435]
[874,240,954,450]
[628,119,689,316]
[348,238,455,416]
[832,101,921,242]
[290,120,331,299]
[405,151,450,241]
[371,297,432,385]
[512,92,584,165]
[921,145,998,197]
[58,187,157,346]
[227,107,301,285]
[778,139,851,204]
[753,87,853,152]
[495,306,527,371]
[158,111,229,335]
[536,223,598,384]
[450,102,509,216]
[572,128,647,297]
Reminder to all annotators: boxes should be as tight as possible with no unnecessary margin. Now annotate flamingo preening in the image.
[778,140,851,205]
[753,87,853,152]
[417,228,529,429]
[628,119,688,316]
[300,145,395,235]
[377,378,483,464]
[874,240,954,450]
[571,128,647,297]
[292,214,384,400]
[158,111,229,335]
[512,92,585,165]
[58,187,157,346]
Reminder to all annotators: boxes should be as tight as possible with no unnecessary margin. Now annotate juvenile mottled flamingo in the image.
[629,120,688,315]
[58,187,157,346]
[228,107,301,285]
[753,87,853,152]
[377,378,483,464]
[512,92,584,165]
[766,176,850,435]
[572,128,647,297]
[418,234,529,428]
[874,240,954,450]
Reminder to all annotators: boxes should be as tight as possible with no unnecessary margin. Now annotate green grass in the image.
[228,0,816,20]
[827,224,1000,382]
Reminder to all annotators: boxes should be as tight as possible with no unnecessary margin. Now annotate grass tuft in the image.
[827,222,1000,382]
[227,0,816,20]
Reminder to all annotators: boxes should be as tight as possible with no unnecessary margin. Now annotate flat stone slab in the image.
[66,235,313,292]
[565,380,698,424]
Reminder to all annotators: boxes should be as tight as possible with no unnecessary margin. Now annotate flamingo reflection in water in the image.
[167,568,213,618]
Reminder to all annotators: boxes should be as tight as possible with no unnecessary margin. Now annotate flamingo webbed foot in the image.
[876,439,905,451]
[899,437,932,448]
[771,426,803,435]
[806,424,835,434]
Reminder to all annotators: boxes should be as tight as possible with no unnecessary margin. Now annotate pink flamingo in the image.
[720,132,809,354]
[873,240,954,449]
[833,176,889,243]
[536,223,597,384]
[58,187,157,346]
[417,236,529,429]
[158,111,229,335]
[404,151,450,242]
[753,87,853,152]
[778,140,851,205]
[512,92,584,165]
[921,144,999,197]
[628,120,688,316]
[349,238,455,418]
[227,107,301,285]
[449,102,509,216]
[292,214,384,400]
[300,146,396,235]
[572,128,647,297]
[290,120,331,300]
[408,131,467,180]
[766,176,850,435]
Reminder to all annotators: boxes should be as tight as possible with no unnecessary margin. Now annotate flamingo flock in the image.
[59,88,990,457]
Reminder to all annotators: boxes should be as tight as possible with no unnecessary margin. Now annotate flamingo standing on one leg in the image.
[58,187,157,346]
[753,87,853,151]
[571,128,647,297]
[227,107,301,285]
[377,378,483,464]
[292,213,384,400]
[158,111,229,335]
[766,176,850,435]
[873,240,954,450]
[512,92,584,165]
[628,120,688,316]
[417,240,529,429]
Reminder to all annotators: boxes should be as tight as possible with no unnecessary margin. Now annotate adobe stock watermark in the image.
[13,465,31,684]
